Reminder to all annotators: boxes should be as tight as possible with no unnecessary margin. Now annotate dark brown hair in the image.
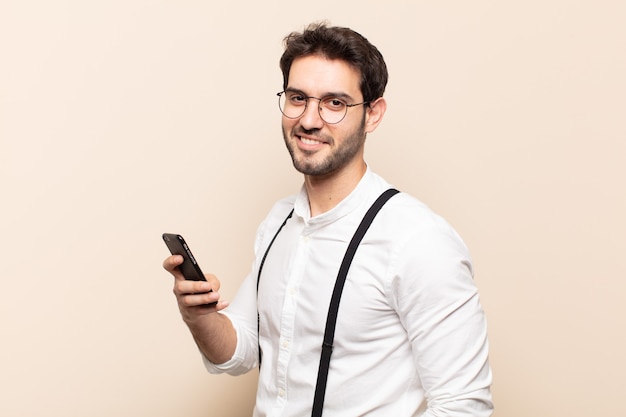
[279,22,388,103]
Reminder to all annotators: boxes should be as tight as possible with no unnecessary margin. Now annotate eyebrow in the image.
[284,87,356,102]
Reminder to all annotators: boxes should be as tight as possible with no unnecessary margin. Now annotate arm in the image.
[163,254,237,365]
[394,226,493,416]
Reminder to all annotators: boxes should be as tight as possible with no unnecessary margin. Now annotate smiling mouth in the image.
[294,128,329,146]
[299,136,325,145]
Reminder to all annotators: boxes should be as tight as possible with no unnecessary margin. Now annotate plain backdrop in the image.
[1,1,625,416]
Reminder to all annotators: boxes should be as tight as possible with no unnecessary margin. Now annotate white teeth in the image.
[300,137,322,145]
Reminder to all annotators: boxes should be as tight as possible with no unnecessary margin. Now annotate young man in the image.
[163,23,493,416]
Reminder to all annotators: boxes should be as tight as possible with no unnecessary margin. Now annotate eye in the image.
[322,97,347,111]
[287,93,307,106]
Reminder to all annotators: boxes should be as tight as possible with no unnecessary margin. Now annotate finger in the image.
[179,289,221,308]
[179,299,229,321]
[214,299,230,311]
[163,254,183,271]
[173,279,214,297]
[204,273,221,292]
[163,255,189,281]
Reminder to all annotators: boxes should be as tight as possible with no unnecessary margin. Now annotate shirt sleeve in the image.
[202,269,260,376]
[202,199,296,376]
[390,222,494,416]
[201,227,266,375]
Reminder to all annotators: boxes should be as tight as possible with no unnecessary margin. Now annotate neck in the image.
[304,160,367,217]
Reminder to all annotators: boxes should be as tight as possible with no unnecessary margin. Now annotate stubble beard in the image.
[282,121,367,177]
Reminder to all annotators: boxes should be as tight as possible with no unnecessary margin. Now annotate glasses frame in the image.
[277,91,369,124]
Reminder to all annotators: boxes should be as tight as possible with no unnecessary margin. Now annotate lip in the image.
[295,132,329,150]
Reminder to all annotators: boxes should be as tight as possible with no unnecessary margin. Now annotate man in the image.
[163,23,493,416]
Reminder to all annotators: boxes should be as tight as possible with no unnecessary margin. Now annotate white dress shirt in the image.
[204,168,493,416]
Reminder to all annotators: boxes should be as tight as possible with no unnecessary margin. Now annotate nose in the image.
[298,99,325,130]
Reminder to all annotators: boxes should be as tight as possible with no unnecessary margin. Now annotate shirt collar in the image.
[293,166,375,227]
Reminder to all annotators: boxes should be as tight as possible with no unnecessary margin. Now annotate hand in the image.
[163,255,229,323]
[162,255,236,363]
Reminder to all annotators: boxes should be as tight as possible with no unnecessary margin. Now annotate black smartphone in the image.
[162,233,206,281]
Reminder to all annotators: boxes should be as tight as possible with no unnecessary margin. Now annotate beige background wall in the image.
[1,1,624,416]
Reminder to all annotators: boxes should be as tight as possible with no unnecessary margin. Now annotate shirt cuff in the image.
[201,312,249,375]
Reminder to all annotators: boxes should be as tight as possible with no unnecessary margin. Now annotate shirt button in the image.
[278,389,285,397]
[282,339,290,348]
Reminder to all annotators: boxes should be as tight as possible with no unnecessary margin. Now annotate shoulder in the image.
[383,192,452,232]
[364,190,477,307]
[368,185,471,264]
[252,194,297,251]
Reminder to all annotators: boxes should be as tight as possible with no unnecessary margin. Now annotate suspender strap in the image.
[311,188,399,417]
[257,208,294,291]
[257,208,294,365]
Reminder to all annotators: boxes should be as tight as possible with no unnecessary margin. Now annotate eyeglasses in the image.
[277,90,369,124]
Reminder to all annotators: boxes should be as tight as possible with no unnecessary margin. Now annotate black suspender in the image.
[256,208,294,292]
[311,187,399,416]
[257,208,293,365]
[257,188,400,416]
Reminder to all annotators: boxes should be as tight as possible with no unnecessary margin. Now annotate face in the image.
[281,55,369,178]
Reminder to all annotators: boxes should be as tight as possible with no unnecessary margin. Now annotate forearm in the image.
[163,254,243,366]
[185,311,237,365]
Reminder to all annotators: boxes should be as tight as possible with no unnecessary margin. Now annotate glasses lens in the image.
[277,92,349,124]
[279,92,305,119]
[319,98,347,124]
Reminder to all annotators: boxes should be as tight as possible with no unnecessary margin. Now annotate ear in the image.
[364,97,387,134]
